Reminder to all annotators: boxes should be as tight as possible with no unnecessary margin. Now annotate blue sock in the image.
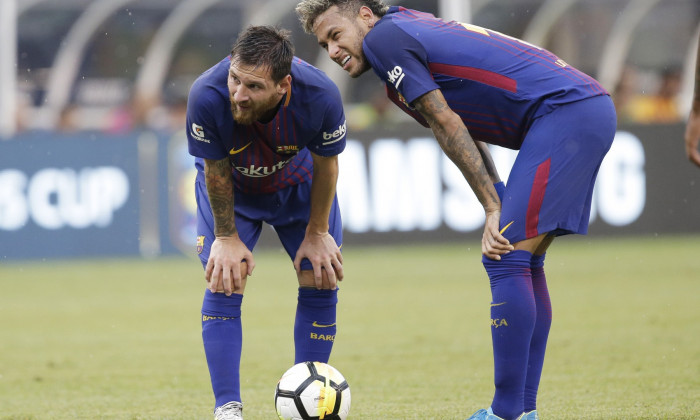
[294,288,338,364]
[201,290,243,408]
[524,253,552,412]
[483,250,536,420]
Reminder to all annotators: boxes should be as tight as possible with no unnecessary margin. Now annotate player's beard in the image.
[346,25,372,78]
[230,93,281,125]
[347,52,371,78]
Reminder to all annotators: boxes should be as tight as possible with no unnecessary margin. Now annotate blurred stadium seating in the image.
[0,0,697,135]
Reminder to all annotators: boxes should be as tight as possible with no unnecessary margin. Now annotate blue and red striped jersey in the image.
[363,7,608,150]
[186,56,346,194]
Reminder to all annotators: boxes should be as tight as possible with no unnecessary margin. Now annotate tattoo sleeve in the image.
[475,140,501,183]
[204,157,237,237]
[414,90,500,212]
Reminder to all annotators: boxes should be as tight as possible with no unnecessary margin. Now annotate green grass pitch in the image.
[1,235,698,419]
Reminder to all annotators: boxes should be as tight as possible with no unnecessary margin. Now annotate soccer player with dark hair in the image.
[186,25,346,420]
[296,2,616,419]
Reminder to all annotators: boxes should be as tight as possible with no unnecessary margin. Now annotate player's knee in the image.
[210,261,249,294]
[512,233,551,254]
[297,269,335,290]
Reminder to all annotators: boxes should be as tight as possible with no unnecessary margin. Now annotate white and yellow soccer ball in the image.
[274,361,351,420]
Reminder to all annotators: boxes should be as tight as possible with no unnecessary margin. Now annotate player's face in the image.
[313,6,371,78]
[227,61,285,125]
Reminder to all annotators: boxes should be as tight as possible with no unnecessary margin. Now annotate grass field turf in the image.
[0,235,698,419]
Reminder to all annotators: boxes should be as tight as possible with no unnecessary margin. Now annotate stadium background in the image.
[1,0,699,260]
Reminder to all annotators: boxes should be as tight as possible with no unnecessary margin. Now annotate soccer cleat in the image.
[214,401,243,420]
[521,410,539,420]
[466,407,504,420]
[466,407,529,420]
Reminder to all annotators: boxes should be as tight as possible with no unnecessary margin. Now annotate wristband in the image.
[494,181,506,201]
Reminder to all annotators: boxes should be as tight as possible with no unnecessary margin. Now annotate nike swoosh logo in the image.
[312,321,336,328]
[229,142,252,155]
[490,302,507,307]
[499,221,514,235]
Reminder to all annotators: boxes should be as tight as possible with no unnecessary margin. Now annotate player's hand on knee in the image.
[319,263,343,290]
[294,232,343,289]
[298,266,341,290]
[482,212,513,260]
[313,253,343,290]
[205,235,255,295]
[298,262,341,290]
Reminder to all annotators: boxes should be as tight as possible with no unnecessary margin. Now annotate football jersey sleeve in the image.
[363,20,439,106]
[305,84,347,157]
[186,80,229,160]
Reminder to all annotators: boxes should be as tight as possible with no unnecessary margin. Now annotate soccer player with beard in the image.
[296,1,616,419]
[186,26,346,420]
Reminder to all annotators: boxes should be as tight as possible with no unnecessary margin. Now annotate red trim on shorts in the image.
[526,158,551,238]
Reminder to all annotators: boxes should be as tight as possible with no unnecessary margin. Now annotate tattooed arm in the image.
[204,157,237,237]
[475,140,501,184]
[203,157,255,295]
[413,89,513,259]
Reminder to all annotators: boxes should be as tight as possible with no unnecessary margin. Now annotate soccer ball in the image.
[274,361,351,420]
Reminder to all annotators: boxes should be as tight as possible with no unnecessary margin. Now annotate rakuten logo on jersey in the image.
[387,66,405,88]
[234,157,294,178]
[322,120,347,145]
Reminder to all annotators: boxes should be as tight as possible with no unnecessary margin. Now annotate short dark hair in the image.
[230,25,294,82]
[296,0,389,34]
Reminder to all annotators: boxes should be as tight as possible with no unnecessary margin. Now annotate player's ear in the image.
[359,6,375,27]
[277,75,292,95]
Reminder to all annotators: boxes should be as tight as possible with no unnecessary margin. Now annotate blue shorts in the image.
[195,178,343,270]
[500,95,617,243]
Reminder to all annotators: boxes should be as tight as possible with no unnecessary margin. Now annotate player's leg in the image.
[523,248,552,414]
[196,178,262,414]
[476,180,540,419]
[268,182,343,364]
[201,274,247,411]
[484,171,557,419]
[481,222,556,419]
[481,246,538,420]
[519,235,554,417]
[294,269,339,363]
[483,95,616,419]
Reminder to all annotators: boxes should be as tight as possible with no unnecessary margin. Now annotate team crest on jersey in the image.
[196,235,205,254]
[396,91,414,110]
[276,145,299,154]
